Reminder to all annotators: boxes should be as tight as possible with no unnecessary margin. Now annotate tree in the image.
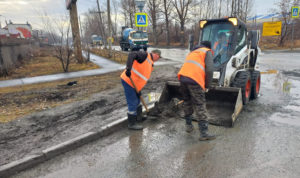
[41,13,73,72]
[273,0,300,46]
[172,0,194,46]
[230,0,253,21]
[121,0,137,27]
[147,0,162,45]
[162,0,173,45]
[107,0,112,55]
[96,0,106,47]
[112,0,120,37]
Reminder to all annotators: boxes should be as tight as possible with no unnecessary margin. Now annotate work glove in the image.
[125,69,131,77]
[136,91,141,98]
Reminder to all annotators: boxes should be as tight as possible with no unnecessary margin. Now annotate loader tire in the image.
[231,71,252,105]
[250,70,261,100]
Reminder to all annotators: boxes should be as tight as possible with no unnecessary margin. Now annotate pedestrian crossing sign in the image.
[291,6,299,18]
[135,13,148,27]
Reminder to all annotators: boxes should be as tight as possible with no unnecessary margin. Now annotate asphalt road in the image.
[12,50,300,178]
[112,45,190,63]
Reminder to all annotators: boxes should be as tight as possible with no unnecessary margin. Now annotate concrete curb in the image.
[0,117,127,177]
[0,104,154,177]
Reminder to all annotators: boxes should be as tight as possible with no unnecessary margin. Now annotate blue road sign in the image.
[135,13,148,27]
[291,6,299,18]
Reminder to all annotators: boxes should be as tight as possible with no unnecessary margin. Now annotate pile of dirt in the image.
[0,65,179,166]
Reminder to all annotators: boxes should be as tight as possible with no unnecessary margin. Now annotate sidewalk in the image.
[0,51,180,88]
[0,53,125,88]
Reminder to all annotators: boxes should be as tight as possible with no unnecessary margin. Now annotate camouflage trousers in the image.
[180,83,208,122]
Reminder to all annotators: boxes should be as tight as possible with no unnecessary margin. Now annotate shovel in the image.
[129,77,149,112]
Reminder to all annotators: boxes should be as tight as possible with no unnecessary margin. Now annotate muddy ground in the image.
[0,71,123,122]
[11,51,300,178]
[0,65,178,166]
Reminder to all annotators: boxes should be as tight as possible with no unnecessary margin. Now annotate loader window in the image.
[201,22,234,68]
[235,26,246,54]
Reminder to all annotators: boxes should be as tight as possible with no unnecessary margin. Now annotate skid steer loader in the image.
[152,17,261,127]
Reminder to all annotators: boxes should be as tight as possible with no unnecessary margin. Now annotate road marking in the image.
[260,70,278,74]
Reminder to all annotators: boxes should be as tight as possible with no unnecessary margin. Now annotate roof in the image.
[202,17,246,28]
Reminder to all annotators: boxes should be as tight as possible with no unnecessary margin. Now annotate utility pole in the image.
[96,0,106,48]
[67,0,83,63]
[107,0,112,56]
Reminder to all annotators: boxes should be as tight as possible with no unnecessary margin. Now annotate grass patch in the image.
[260,36,300,50]
[0,48,100,81]
[0,71,123,123]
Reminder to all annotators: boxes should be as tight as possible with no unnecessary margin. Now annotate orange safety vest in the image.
[120,53,154,92]
[213,40,229,50]
[177,47,210,90]
[213,42,219,50]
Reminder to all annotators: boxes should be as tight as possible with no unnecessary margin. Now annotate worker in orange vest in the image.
[121,49,161,130]
[213,32,229,66]
[177,41,215,141]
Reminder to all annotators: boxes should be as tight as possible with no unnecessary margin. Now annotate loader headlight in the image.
[228,18,238,26]
[199,20,207,29]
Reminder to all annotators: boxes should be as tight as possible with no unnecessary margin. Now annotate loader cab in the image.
[199,18,247,69]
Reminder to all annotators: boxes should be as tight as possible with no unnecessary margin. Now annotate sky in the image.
[0,0,278,30]
[253,0,277,15]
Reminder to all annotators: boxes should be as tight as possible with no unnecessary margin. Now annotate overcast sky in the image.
[0,0,278,29]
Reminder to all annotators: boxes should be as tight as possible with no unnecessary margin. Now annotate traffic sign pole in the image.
[135,0,145,30]
[291,20,294,50]
[291,6,299,50]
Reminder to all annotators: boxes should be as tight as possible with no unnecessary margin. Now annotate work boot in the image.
[128,113,143,130]
[185,115,194,133]
[198,120,216,141]
[137,105,147,122]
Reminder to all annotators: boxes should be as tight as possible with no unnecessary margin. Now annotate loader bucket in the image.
[156,81,243,127]
[206,87,243,127]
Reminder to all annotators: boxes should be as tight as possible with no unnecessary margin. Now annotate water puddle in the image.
[270,113,300,127]
[267,69,300,126]
[285,105,300,111]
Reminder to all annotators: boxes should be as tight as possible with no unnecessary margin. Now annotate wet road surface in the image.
[112,46,189,63]
[12,51,300,178]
